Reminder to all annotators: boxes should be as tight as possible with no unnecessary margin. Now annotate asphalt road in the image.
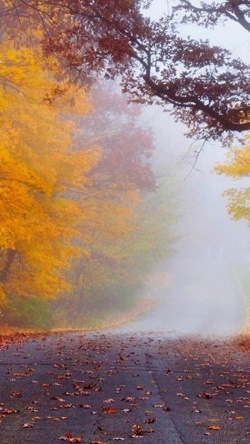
[0,331,249,443]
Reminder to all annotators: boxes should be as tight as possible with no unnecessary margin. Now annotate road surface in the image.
[0,331,249,443]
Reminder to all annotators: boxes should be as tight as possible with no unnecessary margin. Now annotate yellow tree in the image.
[214,135,250,224]
[56,164,142,323]
[0,37,99,303]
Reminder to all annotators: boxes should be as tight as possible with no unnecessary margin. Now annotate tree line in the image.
[0,22,177,328]
[1,0,250,327]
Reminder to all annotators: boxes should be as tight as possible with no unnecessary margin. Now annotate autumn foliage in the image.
[2,0,250,142]
[0,20,177,327]
[0,36,99,304]
[215,135,250,225]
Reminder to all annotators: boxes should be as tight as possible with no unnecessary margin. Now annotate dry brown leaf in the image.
[1,409,19,415]
[197,393,213,399]
[122,397,135,402]
[89,441,104,444]
[103,407,117,414]
[132,424,155,436]
[103,398,115,403]
[59,434,83,443]
[144,417,156,424]
[208,425,221,431]
[79,404,91,409]
[11,391,22,398]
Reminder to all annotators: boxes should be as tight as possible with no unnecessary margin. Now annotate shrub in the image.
[0,295,53,329]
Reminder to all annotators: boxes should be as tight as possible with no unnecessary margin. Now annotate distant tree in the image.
[76,82,156,192]
[55,83,156,323]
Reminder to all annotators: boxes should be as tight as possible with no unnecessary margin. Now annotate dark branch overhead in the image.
[1,0,250,142]
[174,0,250,32]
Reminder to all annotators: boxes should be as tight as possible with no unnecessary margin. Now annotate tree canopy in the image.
[174,1,250,32]
[2,0,250,142]
[0,36,100,303]
[0,20,178,327]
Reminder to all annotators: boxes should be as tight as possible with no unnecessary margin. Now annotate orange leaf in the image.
[208,425,221,431]
[103,407,117,414]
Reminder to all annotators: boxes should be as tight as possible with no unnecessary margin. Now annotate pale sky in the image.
[148,0,249,60]
[141,1,250,260]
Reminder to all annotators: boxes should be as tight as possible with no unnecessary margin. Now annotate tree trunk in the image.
[0,249,16,283]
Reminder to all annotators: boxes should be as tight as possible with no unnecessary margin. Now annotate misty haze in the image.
[117,112,248,337]
[1,2,250,443]
[0,0,249,339]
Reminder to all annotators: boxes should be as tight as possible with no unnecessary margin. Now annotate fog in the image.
[110,1,250,337]
[2,1,249,336]
[117,109,249,337]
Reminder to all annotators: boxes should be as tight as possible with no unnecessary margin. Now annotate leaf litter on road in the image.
[0,333,250,442]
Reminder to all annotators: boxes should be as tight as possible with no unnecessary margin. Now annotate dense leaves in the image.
[2,0,250,142]
[0,38,99,304]
[0,20,177,327]
[214,135,250,225]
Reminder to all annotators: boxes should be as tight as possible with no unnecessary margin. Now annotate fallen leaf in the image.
[89,441,104,444]
[1,409,20,415]
[59,434,83,443]
[132,424,155,436]
[208,425,221,431]
[103,407,117,414]
[11,391,22,398]
[197,393,213,399]
[144,417,156,424]
[69,439,83,443]
[59,404,75,409]
[83,383,96,390]
[79,404,91,409]
[122,397,135,402]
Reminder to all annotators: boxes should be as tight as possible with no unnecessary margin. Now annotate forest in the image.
[1,0,250,329]
[0,2,178,329]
